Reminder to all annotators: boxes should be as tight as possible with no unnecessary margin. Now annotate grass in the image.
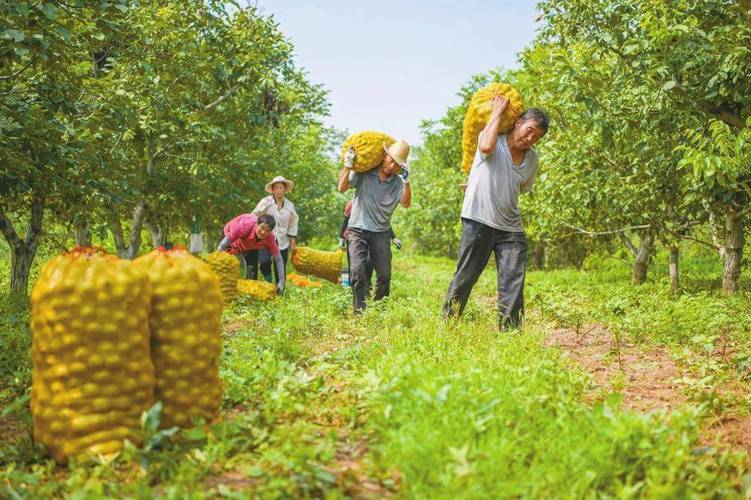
[1,247,750,497]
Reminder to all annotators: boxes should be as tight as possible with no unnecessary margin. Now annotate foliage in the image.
[0,1,341,293]
[2,254,749,496]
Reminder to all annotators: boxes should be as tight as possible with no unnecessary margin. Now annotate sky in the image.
[254,1,541,147]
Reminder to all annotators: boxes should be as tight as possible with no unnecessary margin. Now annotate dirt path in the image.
[545,323,687,413]
[545,322,751,454]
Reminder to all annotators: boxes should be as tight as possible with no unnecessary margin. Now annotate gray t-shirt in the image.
[461,134,538,232]
[348,169,404,232]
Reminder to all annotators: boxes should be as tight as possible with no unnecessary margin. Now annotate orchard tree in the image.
[77,1,329,258]
[0,1,129,294]
[537,0,751,291]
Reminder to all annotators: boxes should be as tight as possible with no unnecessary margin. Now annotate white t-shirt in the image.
[461,134,538,232]
[252,196,298,250]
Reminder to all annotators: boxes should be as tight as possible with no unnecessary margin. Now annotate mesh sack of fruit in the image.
[287,272,322,288]
[237,279,277,301]
[135,248,223,429]
[291,247,343,283]
[461,82,524,174]
[205,251,239,304]
[30,247,155,462]
[340,130,396,172]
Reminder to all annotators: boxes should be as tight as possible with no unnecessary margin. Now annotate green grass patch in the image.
[1,251,749,497]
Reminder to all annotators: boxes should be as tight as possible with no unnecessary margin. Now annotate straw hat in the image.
[265,175,294,193]
[383,140,410,169]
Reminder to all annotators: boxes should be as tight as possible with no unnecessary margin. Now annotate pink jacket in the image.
[223,214,280,256]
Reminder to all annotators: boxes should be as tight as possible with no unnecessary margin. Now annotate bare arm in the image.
[478,96,509,155]
[338,166,352,193]
[400,181,411,208]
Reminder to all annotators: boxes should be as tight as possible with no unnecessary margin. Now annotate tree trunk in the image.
[669,246,680,293]
[621,226,656,285]
[722,209,744,294]
[73,223,92,246]
[533,240,546,269]
[146,221,168,248]
[10,246,35,295]
[109,201,146,259]
[0,195,45,295]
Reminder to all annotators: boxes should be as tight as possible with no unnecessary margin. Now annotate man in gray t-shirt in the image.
[444,98,549,330]
[338,139,412,314]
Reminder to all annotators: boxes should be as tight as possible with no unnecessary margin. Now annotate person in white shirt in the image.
[248,175,298,283]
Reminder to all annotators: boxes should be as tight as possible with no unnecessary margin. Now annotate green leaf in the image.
[3,29,25,43]
[661,80,677,91]
[40,3,58,20]
[55,26,70,42]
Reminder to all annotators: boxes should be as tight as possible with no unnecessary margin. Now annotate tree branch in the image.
[699,102,747,130]
[619,233,639,258]
[661,226,721,252]
[127,201,146,259]
[108,215,127,257]
[0,54,38,82]
[0,209,22,250]
[561,222,651,237]
[204,82,242,111]
[25,194,44,253]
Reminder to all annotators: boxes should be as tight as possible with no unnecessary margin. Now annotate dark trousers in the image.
[443,218,528,330]
[345,242,375,295]
[245,248,288,283]
[348,228,391,314]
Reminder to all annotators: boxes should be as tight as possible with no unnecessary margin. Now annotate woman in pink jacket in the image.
[217,213,285,295]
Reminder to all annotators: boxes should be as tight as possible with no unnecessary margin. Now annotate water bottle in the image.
[340,264,350,288]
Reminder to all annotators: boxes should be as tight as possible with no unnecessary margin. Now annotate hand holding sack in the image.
[461,82,524,173]
[340,131,396,172]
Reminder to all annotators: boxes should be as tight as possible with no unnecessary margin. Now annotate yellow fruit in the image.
[291,247,343,283]
[341,131,396,172]
[30,247,154,463]
[237,279,277,301]
[135,248,223,429]
[461,82,524,174]
[205,251,239,304]
[287,272,322,288]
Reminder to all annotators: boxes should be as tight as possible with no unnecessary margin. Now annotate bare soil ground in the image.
[545,323,751,454]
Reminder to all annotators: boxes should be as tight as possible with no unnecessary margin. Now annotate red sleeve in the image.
[265,233,280,257]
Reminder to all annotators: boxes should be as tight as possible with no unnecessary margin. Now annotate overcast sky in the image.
[254,1,540,146]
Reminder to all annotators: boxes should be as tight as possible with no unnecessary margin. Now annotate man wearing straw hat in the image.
[249,175,298,283]
[338,140,412,314]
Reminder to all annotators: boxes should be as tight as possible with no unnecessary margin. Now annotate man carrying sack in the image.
[338,140,412,315]
[443,97,549,330]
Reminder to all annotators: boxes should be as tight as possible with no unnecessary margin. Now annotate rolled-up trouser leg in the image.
[494,234,527,330]
[369,230,392,301]
[443,219,495,320]
[348,229,371,314]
